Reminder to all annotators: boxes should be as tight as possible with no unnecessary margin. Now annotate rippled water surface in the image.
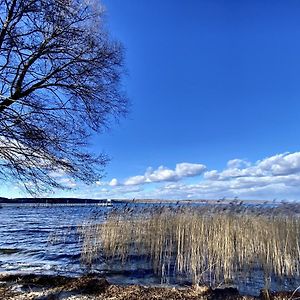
[0,204,299,296]
[0,205,107,276]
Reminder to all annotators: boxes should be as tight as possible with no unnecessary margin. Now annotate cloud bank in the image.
[123,163,206,186]
[42,152,300,201]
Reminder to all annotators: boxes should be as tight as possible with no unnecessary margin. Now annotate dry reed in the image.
[79,203,300,286]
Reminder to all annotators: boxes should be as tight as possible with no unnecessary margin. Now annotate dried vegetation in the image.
[79,203,300,289]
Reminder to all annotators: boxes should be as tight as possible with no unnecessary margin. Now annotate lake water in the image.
[0,204,92,276]
[0,203,299,296]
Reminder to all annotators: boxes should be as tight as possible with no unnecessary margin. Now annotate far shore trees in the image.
[0,0,128,193]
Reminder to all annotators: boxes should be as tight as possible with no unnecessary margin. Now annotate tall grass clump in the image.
[79,204,300,286]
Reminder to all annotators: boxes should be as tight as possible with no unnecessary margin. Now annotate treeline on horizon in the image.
[0,197,109,204]
[0,197,280,204]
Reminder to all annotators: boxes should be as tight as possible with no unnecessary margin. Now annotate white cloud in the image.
[124,175,146,186]
[203,170,219,180]
[148,166,178,182]
[175,163,207,177]
[227,159,250,169]
[48,170,66,178]
[82,185,143,198]
[48,170,78,189]
[257,152,300,176]
[95,181,105,186]
[109,178,119,186]
[203,152,300,181]
[123,163,206,186]
[58,177,77,188]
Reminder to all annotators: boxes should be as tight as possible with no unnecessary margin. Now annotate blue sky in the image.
[2,0,300,200]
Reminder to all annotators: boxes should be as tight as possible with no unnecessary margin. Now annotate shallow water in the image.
[0,203,299,296]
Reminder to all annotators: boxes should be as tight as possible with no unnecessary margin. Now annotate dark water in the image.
[0,204,158,283]
[0,205,96,276]
[0,204,299,296]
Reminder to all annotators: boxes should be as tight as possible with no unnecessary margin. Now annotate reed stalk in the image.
[79,204,300,286]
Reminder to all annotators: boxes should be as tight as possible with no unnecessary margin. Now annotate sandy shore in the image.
[0,274,298,300]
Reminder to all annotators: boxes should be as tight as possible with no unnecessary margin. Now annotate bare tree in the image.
[0,0,128,193]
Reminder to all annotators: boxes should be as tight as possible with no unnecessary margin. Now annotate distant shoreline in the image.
[0,196,275,205]
[0,197,109,205]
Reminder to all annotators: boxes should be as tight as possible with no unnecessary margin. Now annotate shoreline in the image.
[0,273,299,300]
[0,196,276,205]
